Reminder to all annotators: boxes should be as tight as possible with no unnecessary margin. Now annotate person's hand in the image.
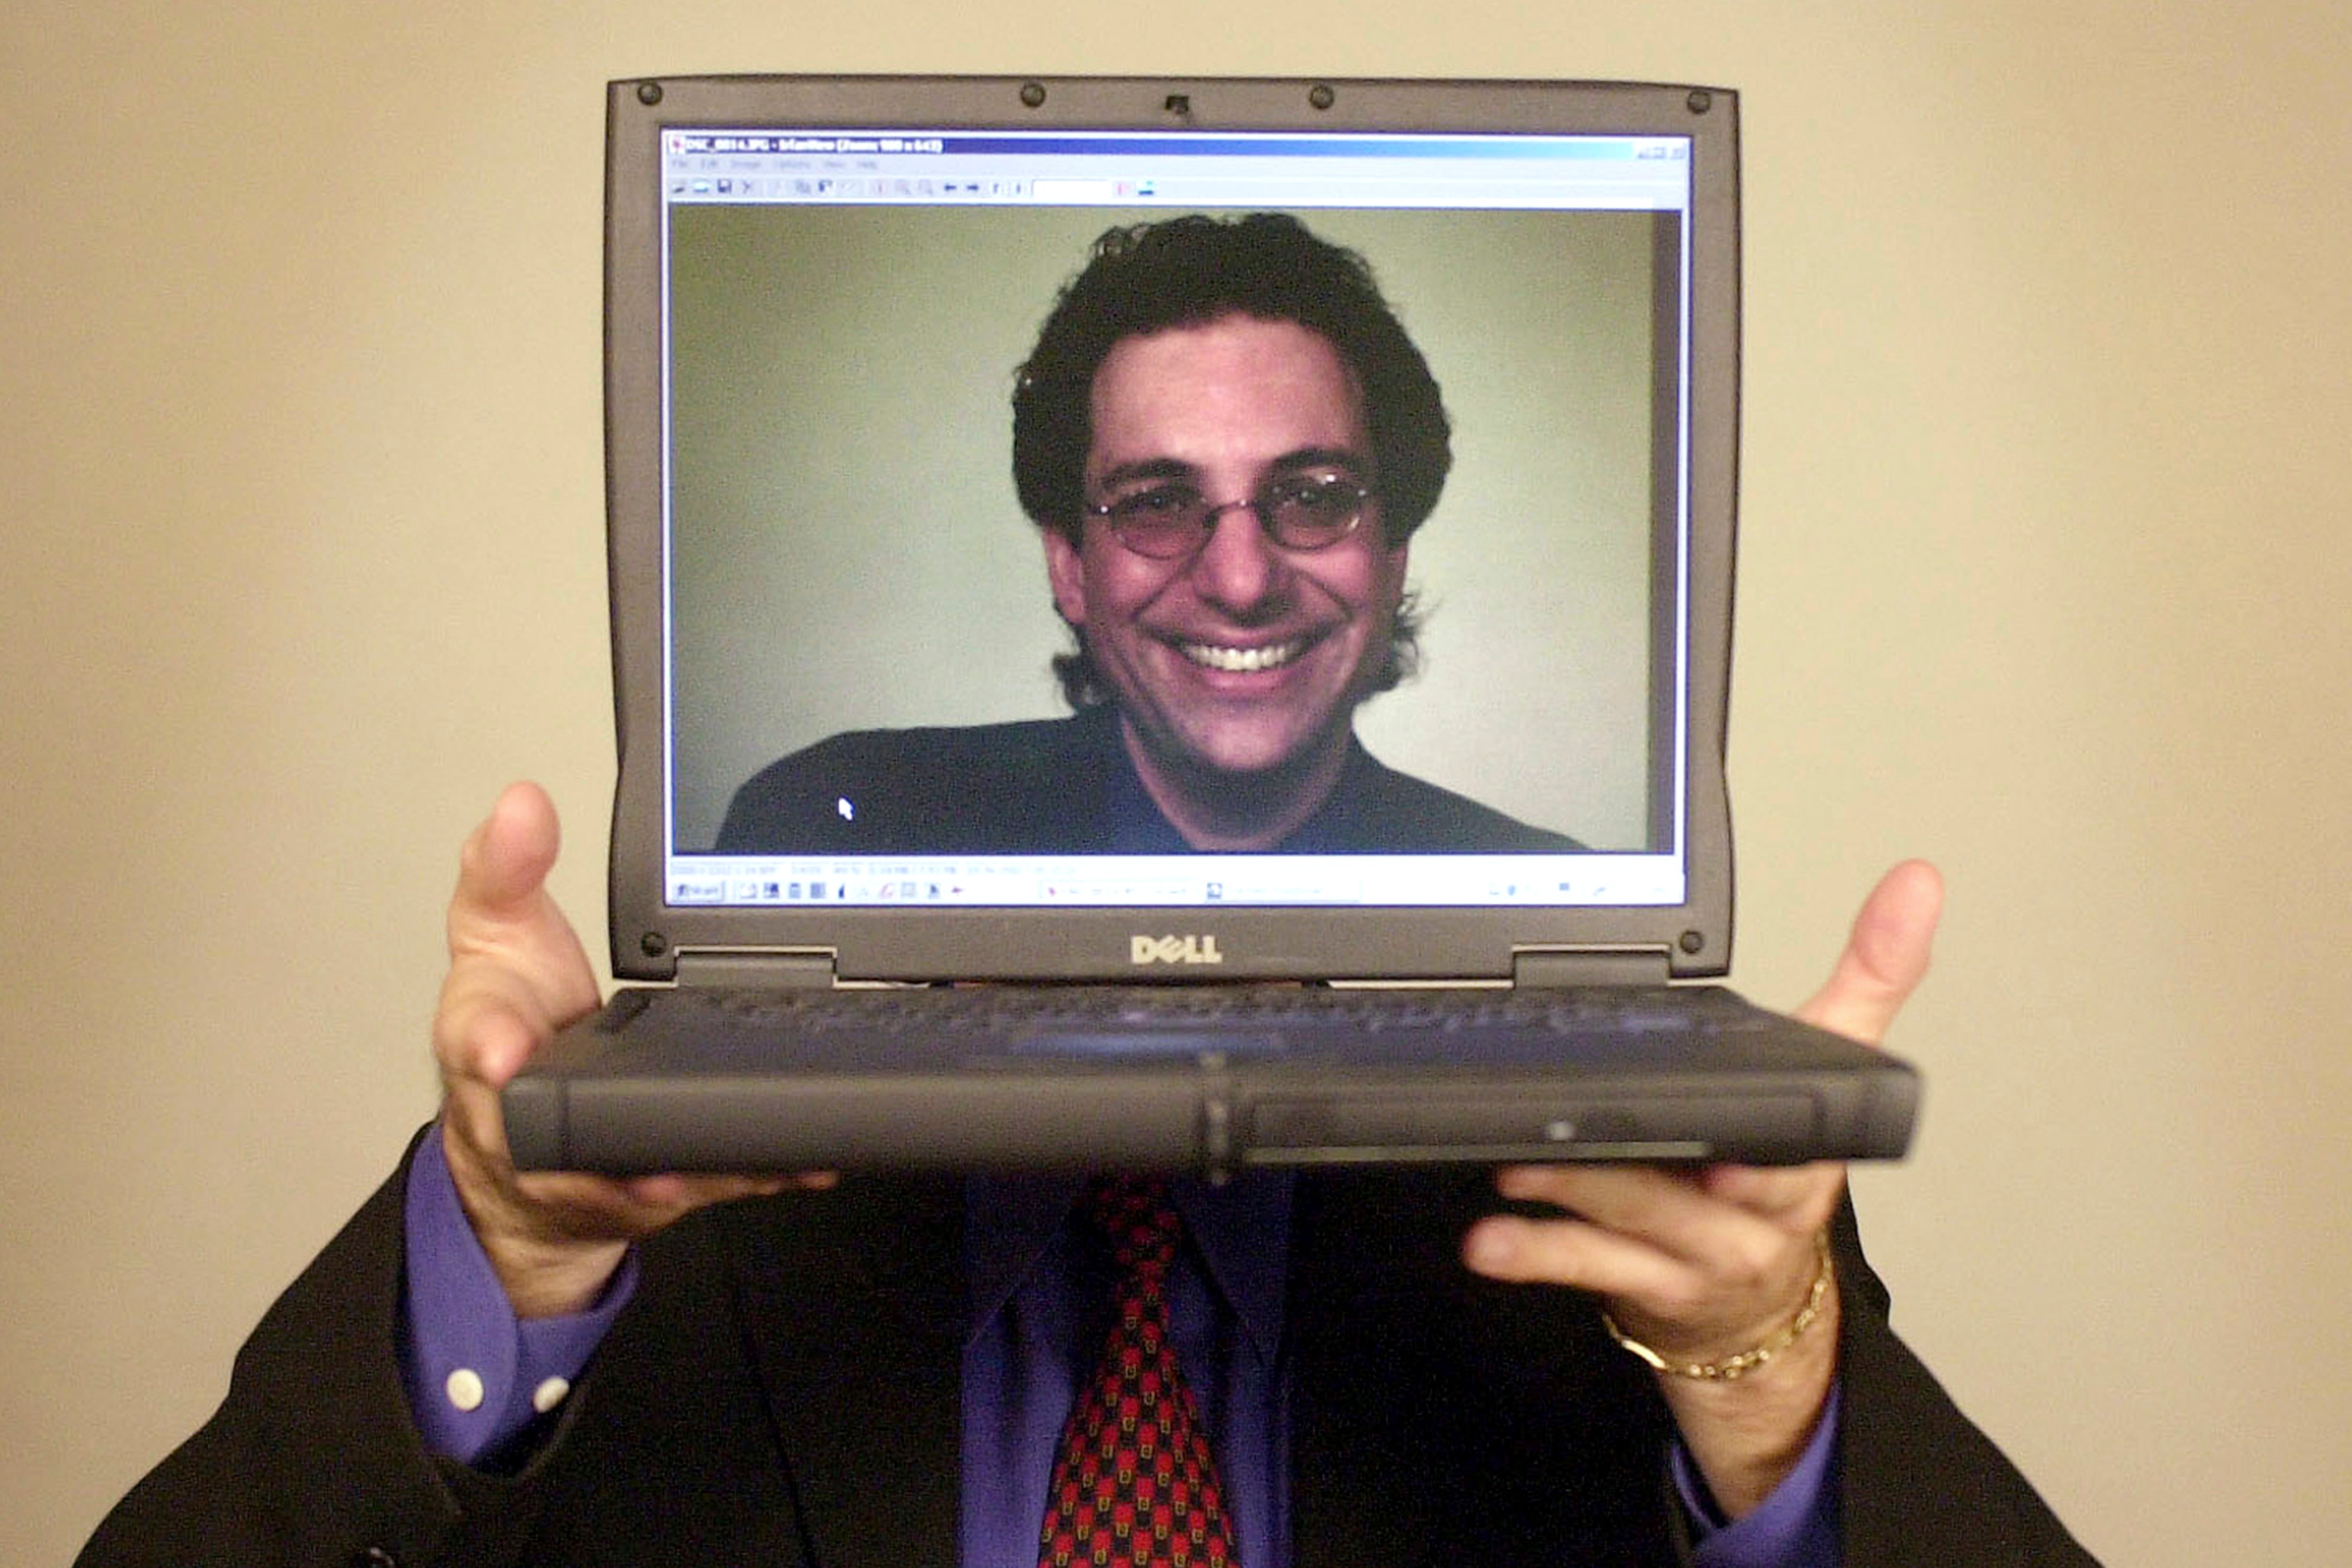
[1461,860,1943,1516]
[432,782,832,1317]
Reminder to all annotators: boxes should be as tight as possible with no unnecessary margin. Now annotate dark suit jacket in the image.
[78,1154,2097,1568]
[715,704,1582,855]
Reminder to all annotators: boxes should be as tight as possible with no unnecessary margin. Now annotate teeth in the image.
[1182,639,1301,673]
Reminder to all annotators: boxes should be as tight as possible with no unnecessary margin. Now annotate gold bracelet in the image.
[1601,1230,1835,1382]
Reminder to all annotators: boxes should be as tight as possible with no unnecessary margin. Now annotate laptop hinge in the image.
[674,951,837,989]
[1510,949,1673,989]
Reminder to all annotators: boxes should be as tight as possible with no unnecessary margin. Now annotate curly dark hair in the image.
[1011,213,1448,709]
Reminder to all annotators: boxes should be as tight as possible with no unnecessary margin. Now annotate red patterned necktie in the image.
[1036,1176,1239,1568]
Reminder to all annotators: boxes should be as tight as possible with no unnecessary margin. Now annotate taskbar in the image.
[664,853,1683,909]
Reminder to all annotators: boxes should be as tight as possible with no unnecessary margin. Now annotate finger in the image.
[1696,1161,1844,1233]
[436,989,545,1095]
[436,785,600,1079]
[1794,859,1944,1047]
[453,781,565,936]
[1463,1209,1700,1301]
[615,1170,838,1207]
[503,1170,837,1248]
[447,784,596,1002]
[1495,1163,1711,1240]
[1495,1163,1828,1269]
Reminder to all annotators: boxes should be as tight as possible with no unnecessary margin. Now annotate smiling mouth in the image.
[1178,637,1305,673]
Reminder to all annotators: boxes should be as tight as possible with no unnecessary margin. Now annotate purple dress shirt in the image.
[400,1124,1837,1564]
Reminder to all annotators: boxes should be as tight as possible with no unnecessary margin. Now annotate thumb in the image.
[1794,860,1944,1047]
[452,781,564,937]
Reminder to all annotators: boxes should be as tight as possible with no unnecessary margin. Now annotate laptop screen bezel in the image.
[603,75,1739,983]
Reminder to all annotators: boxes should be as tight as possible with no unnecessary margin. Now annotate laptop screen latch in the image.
[1511,949,1671,989]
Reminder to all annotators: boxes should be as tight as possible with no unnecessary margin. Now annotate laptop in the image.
[503,74,1920,1176]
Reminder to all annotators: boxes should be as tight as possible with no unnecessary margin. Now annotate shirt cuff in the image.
[1675,1384,1841,1568]
[397,1121,639,1466]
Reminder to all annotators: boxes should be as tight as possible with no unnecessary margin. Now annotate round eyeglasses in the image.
[1084,476,1377,561]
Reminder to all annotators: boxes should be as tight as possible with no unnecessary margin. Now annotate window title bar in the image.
[665,131,1686,161]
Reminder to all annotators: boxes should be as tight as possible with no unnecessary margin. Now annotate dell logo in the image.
[1131,934,1224,965]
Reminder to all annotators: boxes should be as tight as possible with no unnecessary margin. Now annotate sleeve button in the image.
[444,1367,485,1412]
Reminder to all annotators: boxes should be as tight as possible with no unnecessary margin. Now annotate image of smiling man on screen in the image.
[717,213,1577,855]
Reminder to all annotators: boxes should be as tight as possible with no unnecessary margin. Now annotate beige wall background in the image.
[4,2,2346,1564]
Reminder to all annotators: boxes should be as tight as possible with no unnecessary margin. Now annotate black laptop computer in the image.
[502,74,1919,1177]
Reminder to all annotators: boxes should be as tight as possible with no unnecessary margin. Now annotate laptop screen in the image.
[652,122,1700,915]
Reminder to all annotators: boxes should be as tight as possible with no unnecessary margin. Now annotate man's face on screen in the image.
[1044,313,1408,809]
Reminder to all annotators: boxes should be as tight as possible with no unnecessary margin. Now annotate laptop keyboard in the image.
[639,982,1760,1038]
